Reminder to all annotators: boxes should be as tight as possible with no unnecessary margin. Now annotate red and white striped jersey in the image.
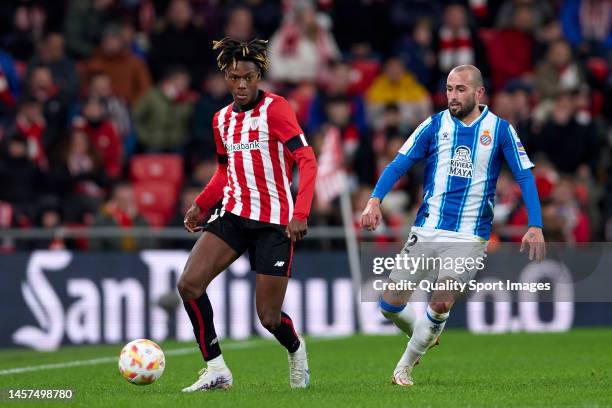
[213,92,309,226]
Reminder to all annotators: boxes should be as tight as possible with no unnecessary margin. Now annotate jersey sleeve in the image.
[500,122,542,228]
[267,97,316,221]
[372,116,435,201]
[213,111,228,163]
[267,97,305,145]
[500,123,534,174]
[397,115,435,161]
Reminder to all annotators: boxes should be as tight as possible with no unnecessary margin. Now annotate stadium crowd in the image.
[0,0,610,251]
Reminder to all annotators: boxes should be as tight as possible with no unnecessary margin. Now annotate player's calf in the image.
[379,295,416,336]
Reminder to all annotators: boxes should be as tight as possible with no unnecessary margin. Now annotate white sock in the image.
[207,354,227,371]
[379,299,416,336]
[397,305,449,370]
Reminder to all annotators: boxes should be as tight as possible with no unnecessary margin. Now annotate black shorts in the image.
[205,210,294,277]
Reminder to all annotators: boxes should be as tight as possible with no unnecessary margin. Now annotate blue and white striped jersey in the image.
[372,105,538,240]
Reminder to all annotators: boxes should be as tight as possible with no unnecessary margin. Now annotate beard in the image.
[449,98,476,119]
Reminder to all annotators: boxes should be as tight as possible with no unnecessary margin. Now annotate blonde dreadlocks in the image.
[212,38,269,72]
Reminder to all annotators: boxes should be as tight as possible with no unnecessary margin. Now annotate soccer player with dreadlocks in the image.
[177,38,317,392]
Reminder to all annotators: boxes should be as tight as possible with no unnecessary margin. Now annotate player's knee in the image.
[176,277,203,301]
[429,301,451,315]
[379,297,406,320]
[258,311,281,332]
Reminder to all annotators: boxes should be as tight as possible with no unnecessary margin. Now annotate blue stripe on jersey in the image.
[455,120,482,231]
[508,125,523,171]
[415,113,442,227]
[435,120,460,230]
[474,116,501,238]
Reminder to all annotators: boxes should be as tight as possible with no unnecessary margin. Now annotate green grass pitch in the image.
[0,329,611,407]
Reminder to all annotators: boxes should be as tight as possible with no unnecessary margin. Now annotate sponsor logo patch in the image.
[225,140,261,153]
[449,146,473,178]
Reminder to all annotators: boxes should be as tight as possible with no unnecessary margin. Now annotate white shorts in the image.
[388,227,487,286]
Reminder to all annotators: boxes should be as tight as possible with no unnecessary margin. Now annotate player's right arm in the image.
[361,116,434,231]
[184,113,229,233]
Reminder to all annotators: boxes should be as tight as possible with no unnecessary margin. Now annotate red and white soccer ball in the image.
[118,339,165,385]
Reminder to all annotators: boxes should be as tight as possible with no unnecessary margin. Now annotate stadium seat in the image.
[132,181,178,227]
[130,154,184,191]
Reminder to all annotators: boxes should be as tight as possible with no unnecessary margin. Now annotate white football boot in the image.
[391,366,414,387]
[288,337,310,388]
[181,366,233,392]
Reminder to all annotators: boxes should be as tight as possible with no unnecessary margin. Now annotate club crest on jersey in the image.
[249,116,261,130]
[480,130,492,146]
[449,146,473,178]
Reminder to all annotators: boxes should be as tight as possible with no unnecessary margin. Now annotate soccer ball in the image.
[118,339,165,385]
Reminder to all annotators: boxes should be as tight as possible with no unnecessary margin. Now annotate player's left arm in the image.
[269,98,318,242]
[500,123,546,261]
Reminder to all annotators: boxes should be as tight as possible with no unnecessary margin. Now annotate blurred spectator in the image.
[90,182,153,251]
[434,4,489,88]
[347,42,381,95]
[242,0,282,39]
[495,0,554,30]
[322,95,361,160]
[165,182,204,249]
[190,158,217,188]
[47,127,108,223]
[85,24,152,106]
[64,0,117,59]
[0,48,19,121]
[26,32,79,105]
[189,70,232,162]
[533,18,564,68]
[12,97,47,169]
[332,0,392,55]
[133,67,195,152]
[148,0,211,84]
[222,6,255,42]
[307,61,367,134]
[388,0,440,39]
[268,3,340,85]
[73,97,123,179]
[31,196,65,249]
[1,3,46,61]
[488,6,535,91]
[119,18,147,61]
[87,72,132,143]
[550,177,591,242]
[0,133,45,220]
[535,39,585,103]
[561,0,612,57]
[372,103,406,156]
[366,57,431,129]
[497,82,536,150]
[393,18,436,91]
[533,92,600,175]
[23,65,68,153]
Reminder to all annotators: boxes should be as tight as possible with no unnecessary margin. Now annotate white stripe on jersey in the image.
[299,133,308,147]
[257,97,281,224]
[227,111,242,214]
[217,106,232,209]
[239,110,261,219]
[458,113,497,234]
[423,111,455,229]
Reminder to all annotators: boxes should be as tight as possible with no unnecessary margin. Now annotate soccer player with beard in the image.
[177,38,317,392]
[361,65,546,387]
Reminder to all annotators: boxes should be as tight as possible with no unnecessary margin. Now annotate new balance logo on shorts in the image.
[274,261,285,267]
